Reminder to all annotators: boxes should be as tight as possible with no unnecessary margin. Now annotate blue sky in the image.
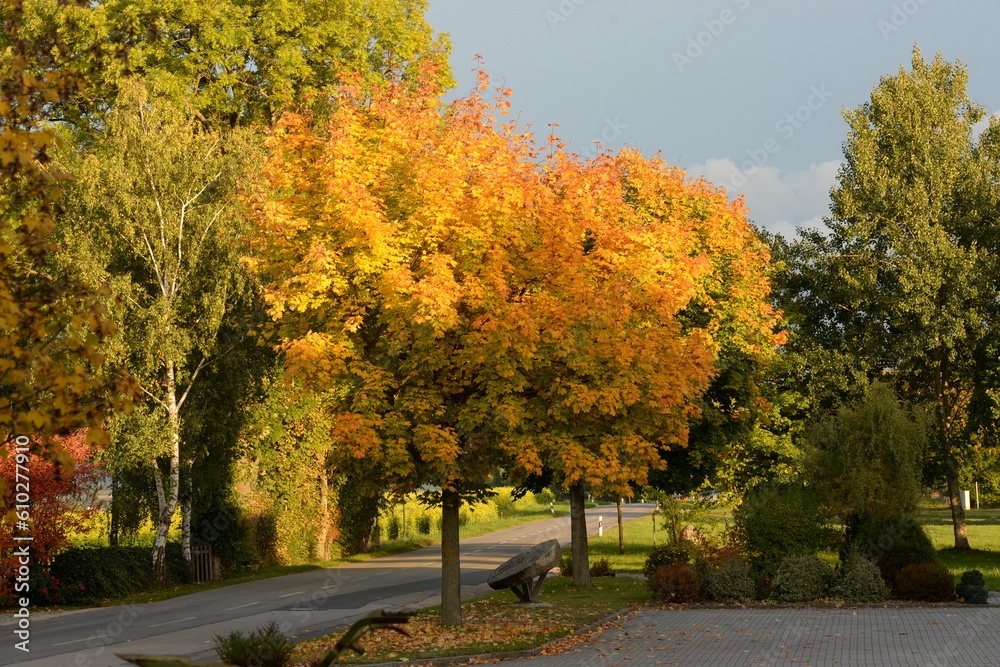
[425,0,1000,239]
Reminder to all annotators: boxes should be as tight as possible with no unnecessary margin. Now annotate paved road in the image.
[494,604,1000,667]
[0,503,655,667]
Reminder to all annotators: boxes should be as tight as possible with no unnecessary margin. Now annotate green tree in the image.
[777,48,1000,549]
[56,80,257,583]
[806,382,927,523]
[17,0,451,134]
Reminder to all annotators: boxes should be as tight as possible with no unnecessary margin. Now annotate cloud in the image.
[688,158,841,240]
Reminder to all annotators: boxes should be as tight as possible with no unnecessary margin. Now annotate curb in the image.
[343,606,636,666]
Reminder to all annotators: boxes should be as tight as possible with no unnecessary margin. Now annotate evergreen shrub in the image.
[770,555,835,602]
[701,560,755,603]
[956,570,988,604]
[831,552,888,602]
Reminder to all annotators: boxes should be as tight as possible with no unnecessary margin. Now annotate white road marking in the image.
[149,616,197,628]
[278,591,306,598]
[52,635,107,646]
[224,602,260,610]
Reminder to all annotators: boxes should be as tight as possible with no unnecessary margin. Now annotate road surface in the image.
[0,503,656,667]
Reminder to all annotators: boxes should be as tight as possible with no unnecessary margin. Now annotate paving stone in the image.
[486,602,1000,666]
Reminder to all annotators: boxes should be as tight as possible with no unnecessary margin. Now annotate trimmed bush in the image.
[642,542,695,579]
[956,571,989,604]
[39,544,189,605]
[770,555,835,602]
[214,621,293,667]
[650,563,700,603]
[845,515,936,590]
[415,515,432,534]
[956,584,989,604]
[895,561,955,602]
[832,552,889,603]
[732,482,825,577]
[701,560,755,603]
[960,569,986,588]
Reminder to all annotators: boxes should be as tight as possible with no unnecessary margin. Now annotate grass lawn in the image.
[291,576,650,665]
[918,506,1000,590]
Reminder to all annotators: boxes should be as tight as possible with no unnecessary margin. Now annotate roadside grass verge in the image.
[291,576,649,665]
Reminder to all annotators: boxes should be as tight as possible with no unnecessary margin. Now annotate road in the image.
[0,503,656,667]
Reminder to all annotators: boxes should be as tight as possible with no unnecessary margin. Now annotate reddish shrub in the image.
[895,561,955,602]
[650,563,701,603]
[0,430,104,602]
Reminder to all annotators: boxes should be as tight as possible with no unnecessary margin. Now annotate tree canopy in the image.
[249,62,783,618]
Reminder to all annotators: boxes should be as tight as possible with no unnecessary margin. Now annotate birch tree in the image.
[58,80,255,582]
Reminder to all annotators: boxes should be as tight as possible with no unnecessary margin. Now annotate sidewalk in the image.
[485,601,1000,667]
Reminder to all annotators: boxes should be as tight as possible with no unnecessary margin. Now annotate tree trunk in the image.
[109,476,119,547]
[945,457,971,550]
[315,469,330,561]
[617,498,625,555]
[152,361,182,586]
[181,464,193,582]
[569,483,591,587]
[440,488,462,626]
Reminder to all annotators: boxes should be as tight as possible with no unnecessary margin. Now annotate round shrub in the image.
[416,515,432,534]
[643,542,695,579]
[701,560,755,603]
[831,552,888,603]
[895,561,955,602]
[650,563,700,603]
[960,569,986,588]
[770,555,835,602]
[956,585,989,604]
[845,515,936,590]
[732,483,824,577]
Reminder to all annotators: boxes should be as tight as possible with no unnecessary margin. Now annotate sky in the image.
[425,0,1000,239]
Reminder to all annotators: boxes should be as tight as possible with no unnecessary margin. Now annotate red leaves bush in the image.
[895,561,955,602]
[650,563,701,603]
[0,430,103,603]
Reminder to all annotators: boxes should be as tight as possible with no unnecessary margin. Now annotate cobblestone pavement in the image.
[486,603,1000,666]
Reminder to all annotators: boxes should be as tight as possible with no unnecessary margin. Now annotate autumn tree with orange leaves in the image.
[248,64,782,624]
